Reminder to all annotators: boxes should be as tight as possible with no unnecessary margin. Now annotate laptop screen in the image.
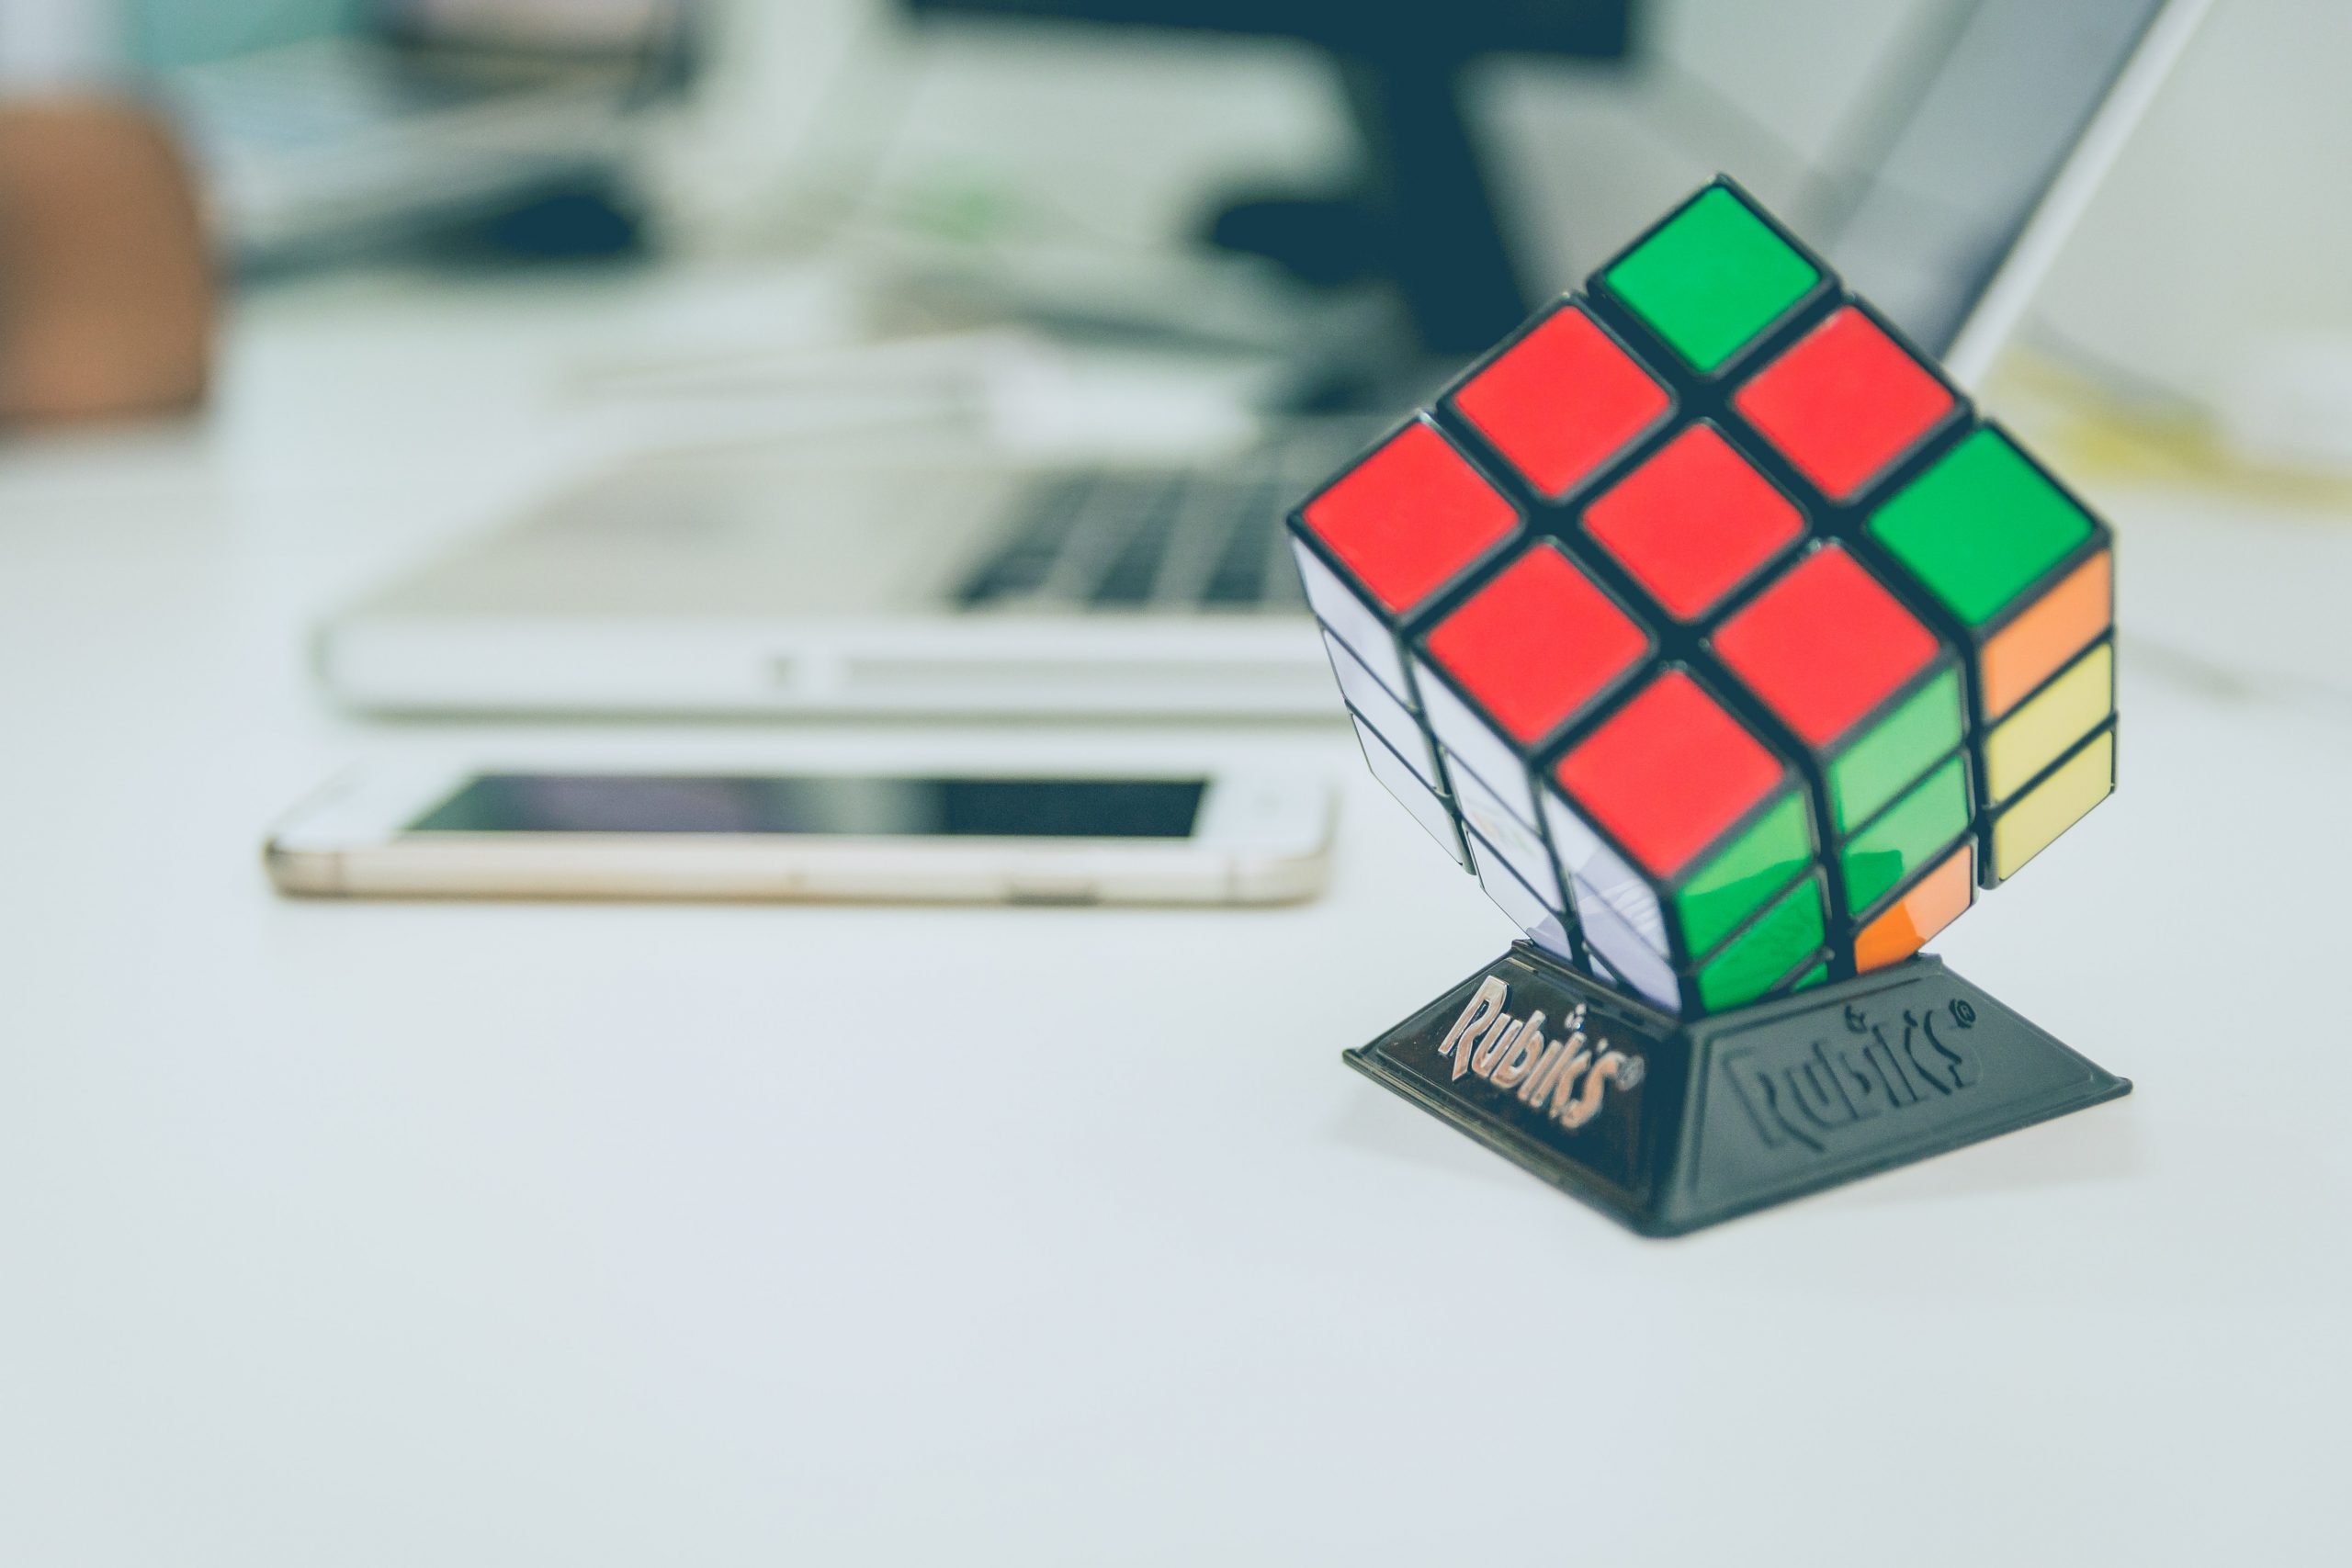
[1824,0,2179,358]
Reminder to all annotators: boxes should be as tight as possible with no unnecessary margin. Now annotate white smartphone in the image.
[265,765,1334,905]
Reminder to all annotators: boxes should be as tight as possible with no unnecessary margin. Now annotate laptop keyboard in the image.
[954,446,1346,614]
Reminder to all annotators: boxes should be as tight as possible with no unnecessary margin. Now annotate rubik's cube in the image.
[1291,178,2116,1018]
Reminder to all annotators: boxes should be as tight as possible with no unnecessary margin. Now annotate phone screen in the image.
[405,774,1208,840]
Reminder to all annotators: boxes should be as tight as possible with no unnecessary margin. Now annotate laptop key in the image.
[1086,479,1184,605]
[1201,494,1280,605]
[959,446,1329,613]
[955,476,1091,604]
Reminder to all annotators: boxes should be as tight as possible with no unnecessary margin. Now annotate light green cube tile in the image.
[1829,670,1963,835]
[1840,753,1971,913]
[1866,429,2096,627]
[1697,875,1826,1011]
[1601,186,1820,373]
[1673,791,1813,959]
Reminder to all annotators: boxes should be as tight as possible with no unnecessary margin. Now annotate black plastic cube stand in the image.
[1345,943,2129,1236]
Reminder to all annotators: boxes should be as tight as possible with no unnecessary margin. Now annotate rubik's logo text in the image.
[1290,178,2115,1018]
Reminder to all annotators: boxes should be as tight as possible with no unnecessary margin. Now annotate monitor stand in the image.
[1206,51,1534,355]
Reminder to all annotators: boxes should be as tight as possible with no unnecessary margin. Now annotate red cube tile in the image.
[1732,306,1954,500]
[1581,423,1804,620]
[1710,543,1939,747]
[1449,304,1672,499]
[1299,420,1519,613]
[1554,670,1786,877]
[1423,542,1651,743]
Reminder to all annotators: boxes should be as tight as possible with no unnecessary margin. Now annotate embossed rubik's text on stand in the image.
[1345,944,2124,1236]
[1290,176,2127,1234]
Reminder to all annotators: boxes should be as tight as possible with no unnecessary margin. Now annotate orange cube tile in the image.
[1980,551,2111,718]
[1854,844,1974,971]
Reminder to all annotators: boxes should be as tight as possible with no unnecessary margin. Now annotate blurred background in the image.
[6,9,2352,1562]
[1,0,2348,454]
[6,0,2347,901]
[0,0,2342,720]
[4,0,2349,909]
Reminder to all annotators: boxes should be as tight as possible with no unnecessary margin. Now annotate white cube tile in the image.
[1353,716,1466,867]
[1544,788,1668,956]
[1449,757,1563,908]
[1414,662,1538,828]
[1573,878,1679,1011]
[1324,632,1440,787]
[1294,540,1410,703]
[1467,829,1577,963]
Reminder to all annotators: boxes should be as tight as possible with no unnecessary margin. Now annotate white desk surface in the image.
[1,268,2346,1565]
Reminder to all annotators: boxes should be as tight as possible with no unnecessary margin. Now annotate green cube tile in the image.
[1866,429,2096,626]
[1697,874,1826,1011]
[1602,186,1820,373]
[1793,962,1829,990]
[1828,670,1963,835]
[1673,791,1813,959]
[1840,754,1970,913]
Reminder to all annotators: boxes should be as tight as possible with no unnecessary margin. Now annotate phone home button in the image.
[1004,874,1098,906]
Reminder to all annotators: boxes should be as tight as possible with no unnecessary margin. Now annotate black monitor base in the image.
[1345,944,2129,1236]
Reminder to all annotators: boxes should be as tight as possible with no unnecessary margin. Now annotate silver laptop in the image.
[317,0,2207,720]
